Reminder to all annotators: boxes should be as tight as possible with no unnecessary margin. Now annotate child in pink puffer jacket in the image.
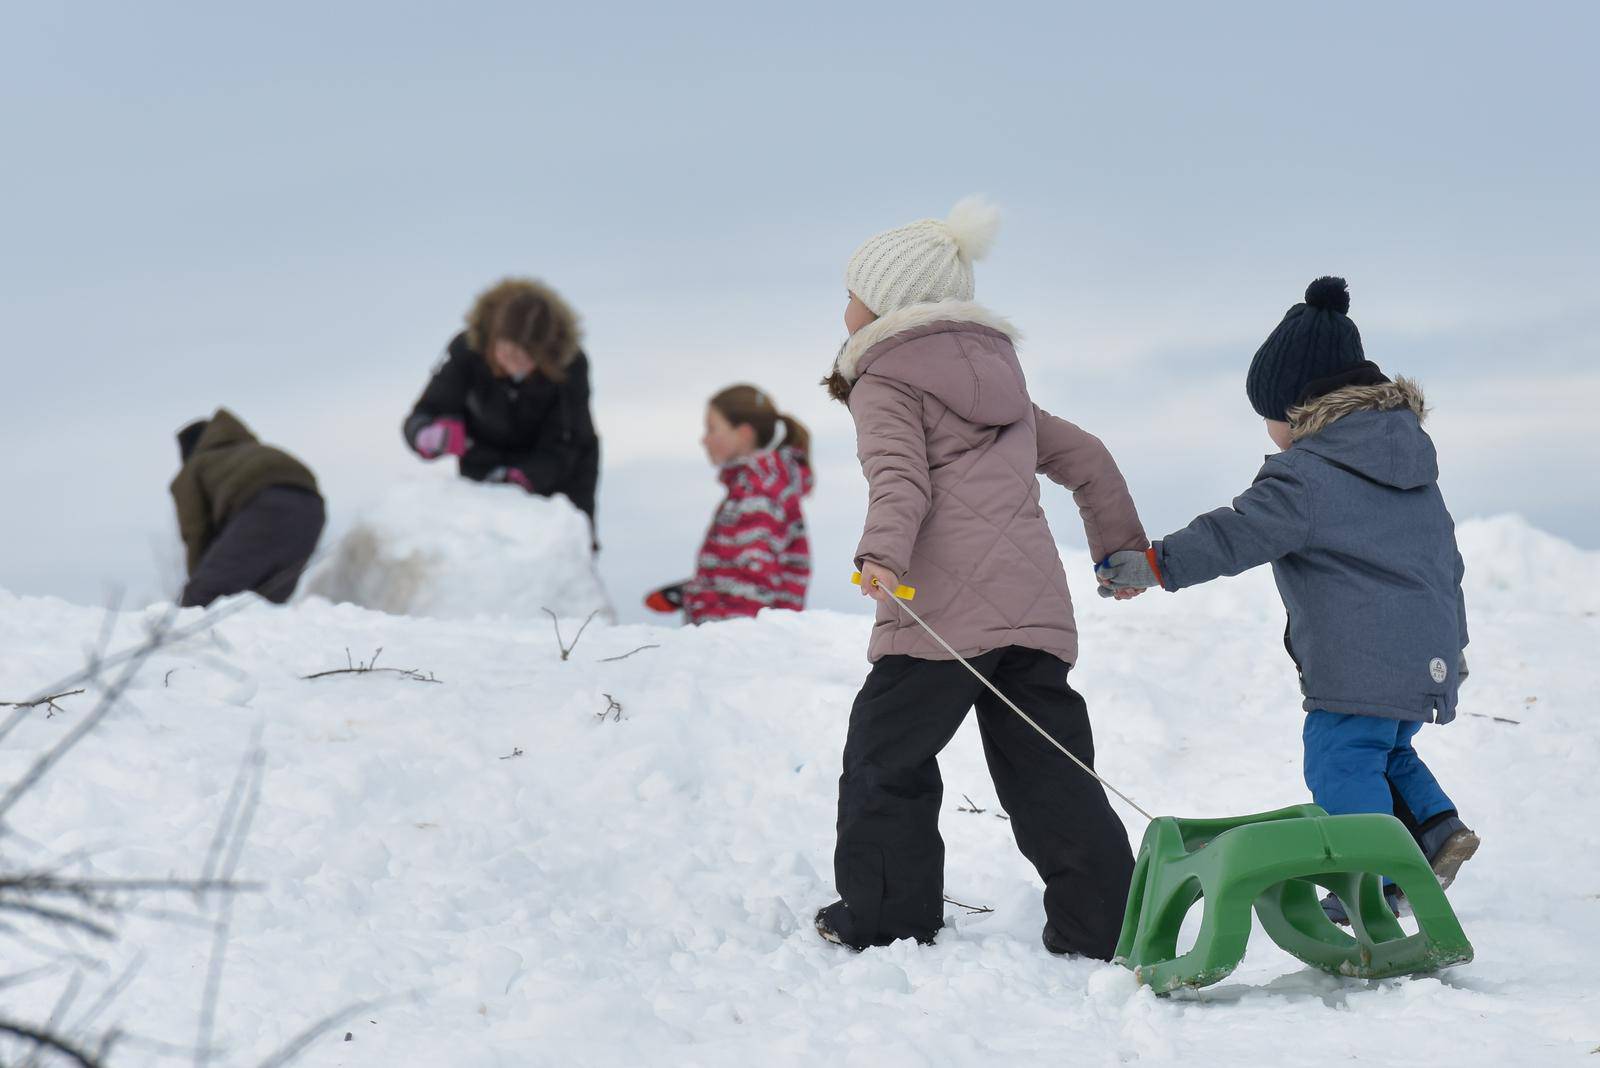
[814,198,1149,958]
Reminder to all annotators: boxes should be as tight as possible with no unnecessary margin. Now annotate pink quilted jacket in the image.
[837,301,1148,665]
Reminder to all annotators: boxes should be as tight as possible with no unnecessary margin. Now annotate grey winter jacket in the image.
[1154,379,1468,723]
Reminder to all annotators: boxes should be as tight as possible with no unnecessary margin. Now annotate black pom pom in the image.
[1304,276,1350,314]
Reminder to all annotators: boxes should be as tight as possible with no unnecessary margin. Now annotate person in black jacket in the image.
[404,278,601,541]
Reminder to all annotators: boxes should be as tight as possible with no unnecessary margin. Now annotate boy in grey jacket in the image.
[1098,277,1479,922]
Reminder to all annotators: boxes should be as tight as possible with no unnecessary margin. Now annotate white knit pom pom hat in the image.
[845,196,1001,316]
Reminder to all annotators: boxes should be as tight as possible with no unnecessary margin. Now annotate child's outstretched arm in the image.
[1125,456,1314,592]
[851,377,931,586]
[1034,405,1148,561]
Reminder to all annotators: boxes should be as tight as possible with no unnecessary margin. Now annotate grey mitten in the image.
[1095,548,1162,598]
[1458,652,1469,684]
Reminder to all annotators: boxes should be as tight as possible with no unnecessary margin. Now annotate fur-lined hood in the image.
[465,278,583,375]
[834,300,1020,384]
[1288,376,1427,441]
[1288,376,1437,490]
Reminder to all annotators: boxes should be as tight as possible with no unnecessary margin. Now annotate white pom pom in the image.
[943,195,1000,262]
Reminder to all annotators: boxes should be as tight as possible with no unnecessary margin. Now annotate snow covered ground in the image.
[0,515,1595,1066]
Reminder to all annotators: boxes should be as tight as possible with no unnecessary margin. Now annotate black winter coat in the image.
[403,333,601,525]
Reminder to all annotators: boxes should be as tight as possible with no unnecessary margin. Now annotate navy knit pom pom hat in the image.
[1245,277,1366,421]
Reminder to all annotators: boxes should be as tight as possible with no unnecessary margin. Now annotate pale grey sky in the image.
[3,2,1596,620]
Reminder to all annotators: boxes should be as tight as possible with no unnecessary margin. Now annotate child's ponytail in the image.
[775,413,811,463]
[708,384,811,464]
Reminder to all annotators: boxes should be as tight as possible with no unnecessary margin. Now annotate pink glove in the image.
[505,468,534,492]
[414,418,469,459]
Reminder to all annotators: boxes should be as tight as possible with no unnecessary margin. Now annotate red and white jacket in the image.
[684,445,814,623]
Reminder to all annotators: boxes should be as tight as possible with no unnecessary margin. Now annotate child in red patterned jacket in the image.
[646,385,814,623]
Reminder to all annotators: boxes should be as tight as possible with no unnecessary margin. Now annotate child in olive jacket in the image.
[170,408,324,608]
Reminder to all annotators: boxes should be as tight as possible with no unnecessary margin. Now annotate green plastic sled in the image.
[1113,804,1474,993]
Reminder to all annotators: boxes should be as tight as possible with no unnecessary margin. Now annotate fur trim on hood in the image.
[834,300,1019,384]
[466,278,583,377]
[1288,376,1427,441]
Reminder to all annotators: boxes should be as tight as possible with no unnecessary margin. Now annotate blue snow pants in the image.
[1301,710,1455,826]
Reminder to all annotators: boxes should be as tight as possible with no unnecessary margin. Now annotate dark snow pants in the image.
[832,646,1134,957]
[182,486,326,608]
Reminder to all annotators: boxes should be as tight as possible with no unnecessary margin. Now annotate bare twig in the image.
[598,645,659,663]
[0,876,261,897]
[943,896,994,915]
[200,724,264,906]
[544,609,600,661]
[0,691,86,718]
[163,670,178,688]
[301,647,440,684]
[195,738,266,1068]
[0,902,116,942]
[0,962,67,993]
[0,567,289,1064]
[19,971,86,1068]
[5,586,264,711]
[498,748,524,760]
[253,992,419,1068]
[597,694,624,723]
[0,607,179,826]
[0,1018,100,1068]
[955,794,985,814]
[64,956,142,1058]
[1465,712,1522,725]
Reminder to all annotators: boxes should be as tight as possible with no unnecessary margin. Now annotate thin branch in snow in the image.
[19,971,86,1068]
[0,572,282,1064]
[543,609,600,661]
[498,748,524,760]
[942,896,994,915]
[200,724,265,907]
[1,588,262,716]
[0,876,261,898]
[301,647,440,684]
[598,645,659,663]
[0,691,86,719]
[252,991,421,1068]
[597,694,624,723]
[63,956,140,1060]
[0,1018,101,1068]
[0,962,68,994]
[1465,712,1521,725]
[0,606,180,827]
[955,794,985,814]
[0,901,116,942]
[195,736,266,1068]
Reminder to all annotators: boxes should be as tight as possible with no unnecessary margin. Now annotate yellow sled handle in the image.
[851,572,917,601]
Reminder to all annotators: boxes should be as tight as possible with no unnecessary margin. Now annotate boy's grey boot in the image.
[1418,815,1480,889]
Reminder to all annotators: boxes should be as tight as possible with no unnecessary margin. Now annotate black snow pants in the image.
[832,646,1134,957]
[182,486,326,608]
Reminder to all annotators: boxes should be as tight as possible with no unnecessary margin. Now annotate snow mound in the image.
[1456,514,1600,614]
[303,474,612,622]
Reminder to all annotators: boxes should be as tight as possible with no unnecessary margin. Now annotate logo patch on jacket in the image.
[1429,657,1447,684]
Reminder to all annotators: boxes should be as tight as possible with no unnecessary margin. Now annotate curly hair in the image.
[465,278,582,382]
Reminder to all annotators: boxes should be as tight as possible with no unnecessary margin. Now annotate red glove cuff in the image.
[645,590,680,613]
